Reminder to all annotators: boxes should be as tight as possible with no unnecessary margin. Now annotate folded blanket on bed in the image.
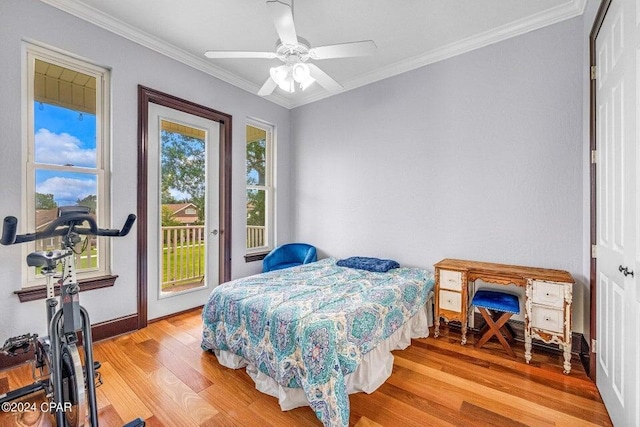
[336,256,400,272]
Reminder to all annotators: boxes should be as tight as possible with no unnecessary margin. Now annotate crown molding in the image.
[38,0,293,109]
[40,0,584,110]
[289,0,587,108]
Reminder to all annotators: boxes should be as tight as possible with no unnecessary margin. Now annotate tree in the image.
[246,138,266,227]
[161,185,179,205]
[161,206,182,226]
[246,139,266,186]
[76,194,97,213]
[36,193,57,210]
[161,131,205,221]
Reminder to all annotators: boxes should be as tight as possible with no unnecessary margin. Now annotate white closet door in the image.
[595,1,639,425]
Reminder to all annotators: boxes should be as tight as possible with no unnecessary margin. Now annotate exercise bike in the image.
[0,206,142,427]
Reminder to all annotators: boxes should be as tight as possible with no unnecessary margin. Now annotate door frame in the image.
[588,0,612,381]
[137,85,232,328]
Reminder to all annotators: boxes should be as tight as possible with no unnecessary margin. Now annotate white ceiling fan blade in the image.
[257,76,278,96]
[309,40,377,60]
[307,63,343,92]
[205,51,277,59]
[266,0,297,46]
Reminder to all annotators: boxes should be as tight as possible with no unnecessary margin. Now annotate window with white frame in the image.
[246,121,274,253]
[24,44,111,286]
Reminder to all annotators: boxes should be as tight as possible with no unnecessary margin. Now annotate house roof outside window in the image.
[163,202,199,225]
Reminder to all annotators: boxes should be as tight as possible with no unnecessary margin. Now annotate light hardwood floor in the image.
[0,309,612,426]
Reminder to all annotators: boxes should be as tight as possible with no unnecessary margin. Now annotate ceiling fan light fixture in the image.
[206,1,375,97]
[278,73,296,93]
[269,65,289,85]
[270,64,300,93]
[292,62,310,83]
[299,74,315,90]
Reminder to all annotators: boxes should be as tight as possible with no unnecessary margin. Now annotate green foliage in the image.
[246,139,266,185]
[246,138,266,227]
[36,193,57,210]
[161,130,205,221]
[247,190,265,227]
[161,186,179,204]
[161,206,182,226]
[76,194,97,213]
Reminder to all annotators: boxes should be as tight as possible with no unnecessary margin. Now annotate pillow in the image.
[336,256,400,273]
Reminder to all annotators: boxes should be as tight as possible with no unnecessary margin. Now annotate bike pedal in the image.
[2,333,36,356]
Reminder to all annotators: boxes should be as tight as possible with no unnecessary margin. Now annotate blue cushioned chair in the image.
[471,289,520,357]
[262,243,317,273]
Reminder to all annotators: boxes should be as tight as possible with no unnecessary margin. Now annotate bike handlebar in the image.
[1,217,17,246]
[0,210,136,246]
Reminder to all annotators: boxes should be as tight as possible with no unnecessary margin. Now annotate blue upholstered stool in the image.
[471,289,520,357]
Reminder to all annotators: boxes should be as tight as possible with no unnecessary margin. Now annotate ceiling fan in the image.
[204,0,376,96]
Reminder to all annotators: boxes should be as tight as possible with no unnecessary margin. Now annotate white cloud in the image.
[37,177,95,205]
[35,129,95,167]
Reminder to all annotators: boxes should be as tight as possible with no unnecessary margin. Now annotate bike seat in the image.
[26,250,66,269]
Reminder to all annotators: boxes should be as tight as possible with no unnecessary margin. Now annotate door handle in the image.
[211,229,218,236]
[619,265,635,277]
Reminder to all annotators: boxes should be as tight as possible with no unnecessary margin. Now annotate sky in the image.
[34,103,209,207]
[34,103,97,207]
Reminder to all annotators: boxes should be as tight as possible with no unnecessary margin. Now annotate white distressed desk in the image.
[433,258,574,374]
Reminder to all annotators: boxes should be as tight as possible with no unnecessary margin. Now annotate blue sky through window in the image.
[34,103,98,207]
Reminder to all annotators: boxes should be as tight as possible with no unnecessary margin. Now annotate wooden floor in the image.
[0,309,612,426]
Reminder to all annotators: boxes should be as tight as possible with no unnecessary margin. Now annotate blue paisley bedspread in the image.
[201,257,434,426]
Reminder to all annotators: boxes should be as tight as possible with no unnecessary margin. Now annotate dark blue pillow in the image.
[336,256,400,273]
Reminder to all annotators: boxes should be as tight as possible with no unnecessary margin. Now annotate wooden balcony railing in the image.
[35,224,266,291]
[162,225,205,291]
[247,225,265,249]
[162,225,265,291]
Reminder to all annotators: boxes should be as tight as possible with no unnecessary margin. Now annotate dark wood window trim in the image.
[137,86,232,330]
[14,275,118,303]
[244,252,269,263]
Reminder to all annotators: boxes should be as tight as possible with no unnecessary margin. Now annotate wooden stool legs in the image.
[475,307,515,357]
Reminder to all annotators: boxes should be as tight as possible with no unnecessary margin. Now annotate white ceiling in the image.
[41,0,586,109]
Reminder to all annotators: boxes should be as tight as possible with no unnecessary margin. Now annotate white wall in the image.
[291,17,587,332]
[0,0,291,339]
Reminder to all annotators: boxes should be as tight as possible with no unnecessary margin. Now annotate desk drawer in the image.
[439,269,462,291]
[439,290,462,312]
[531,281,565,308]
[530,305,564,334]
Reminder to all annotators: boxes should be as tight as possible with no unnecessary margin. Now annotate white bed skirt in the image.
[213,296,434,411]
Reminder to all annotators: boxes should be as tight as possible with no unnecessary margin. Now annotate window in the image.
[24,44,111,286]
[246,121,274,254]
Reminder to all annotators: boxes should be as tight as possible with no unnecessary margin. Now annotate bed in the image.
[201,257,435,426]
